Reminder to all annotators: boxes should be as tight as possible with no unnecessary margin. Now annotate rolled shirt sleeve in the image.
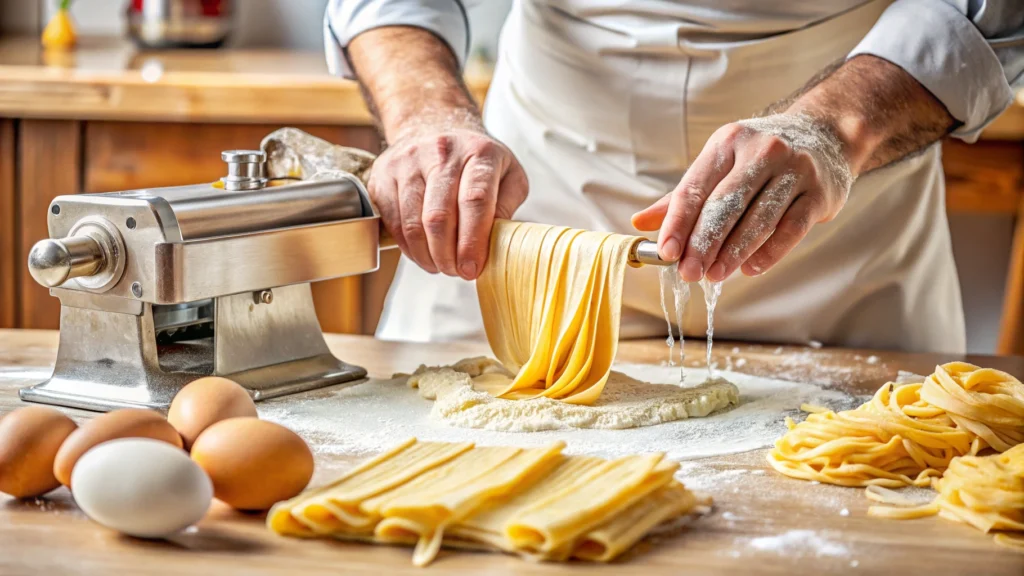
[324,0,470,79]
[850,0,1024,142]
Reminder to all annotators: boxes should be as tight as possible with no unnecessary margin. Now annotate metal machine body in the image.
[22,150,379,412]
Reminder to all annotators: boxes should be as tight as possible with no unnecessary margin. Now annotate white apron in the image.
[377,0,967,354]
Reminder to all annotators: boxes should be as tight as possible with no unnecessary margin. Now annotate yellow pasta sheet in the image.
[268,439,704,566]
[476,219,642,405]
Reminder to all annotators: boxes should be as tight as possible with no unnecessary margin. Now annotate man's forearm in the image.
[787,54,957,175]
[348,26,483,143]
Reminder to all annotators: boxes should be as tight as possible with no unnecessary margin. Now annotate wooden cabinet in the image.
[16,120,81,330]
[0,120,15,329]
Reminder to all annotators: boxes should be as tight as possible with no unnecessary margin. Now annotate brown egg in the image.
[54,409,183,487]
[168,377,257,451]
[190,418,313,511]
[0,406,78,498]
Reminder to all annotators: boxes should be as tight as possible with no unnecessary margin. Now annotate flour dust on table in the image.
[258,362,857,463]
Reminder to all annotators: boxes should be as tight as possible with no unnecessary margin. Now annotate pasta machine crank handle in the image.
[630,240,676,266]
[380,229,673,267]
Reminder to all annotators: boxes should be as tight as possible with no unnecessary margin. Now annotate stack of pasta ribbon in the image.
[768,362,1024,549]
[268,439,705,566]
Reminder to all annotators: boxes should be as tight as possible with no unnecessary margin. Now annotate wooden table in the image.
[1,329,1022,575]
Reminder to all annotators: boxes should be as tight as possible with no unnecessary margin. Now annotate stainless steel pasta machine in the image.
[21,134,384,412]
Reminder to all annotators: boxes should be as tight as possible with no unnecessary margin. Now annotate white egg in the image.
[71,438,213,538]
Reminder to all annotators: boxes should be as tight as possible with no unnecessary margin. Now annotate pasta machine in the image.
[21,131,381,412]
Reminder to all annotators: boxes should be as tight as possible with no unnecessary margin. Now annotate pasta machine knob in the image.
[221,149,267,191]
[27,217,126,292]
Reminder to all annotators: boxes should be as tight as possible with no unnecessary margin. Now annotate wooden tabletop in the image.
[0,329,1022,576]
[0,36,491,125]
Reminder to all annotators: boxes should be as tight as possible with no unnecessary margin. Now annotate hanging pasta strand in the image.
[475,220,641,405]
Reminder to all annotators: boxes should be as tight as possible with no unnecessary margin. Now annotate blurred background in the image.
[1,0,512,59]
[0,0,1020,356]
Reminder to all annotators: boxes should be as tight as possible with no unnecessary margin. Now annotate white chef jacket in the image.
[325,0,1024,353]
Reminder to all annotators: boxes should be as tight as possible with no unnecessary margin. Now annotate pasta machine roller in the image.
[22,148,380,412]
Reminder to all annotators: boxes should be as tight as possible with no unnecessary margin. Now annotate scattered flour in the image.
[657,262,690,382]
[658,265,678,367]
[258,361,855,463]
[744,529,849,558]
[727,171,797,260]
[671,274,690,379]
[737,113,854,203]
[699,278,724,378]
[896,370,927,383]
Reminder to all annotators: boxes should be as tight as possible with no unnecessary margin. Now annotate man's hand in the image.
[350,26,528,280]
[369,128,526,279]
[633,55,955,283]
[632,114,851,282]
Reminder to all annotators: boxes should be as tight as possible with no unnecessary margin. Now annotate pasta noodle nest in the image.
[768,361,1024,551]
[866,443,1024,551]
[767,362,1024,488]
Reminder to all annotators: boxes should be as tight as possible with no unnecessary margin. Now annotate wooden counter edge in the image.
[0,66,492,126]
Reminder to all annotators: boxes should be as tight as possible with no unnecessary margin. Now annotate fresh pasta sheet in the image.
[267,439,706,566]
[475,219,643,405]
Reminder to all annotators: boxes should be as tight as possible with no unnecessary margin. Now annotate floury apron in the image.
[377,0,966,354]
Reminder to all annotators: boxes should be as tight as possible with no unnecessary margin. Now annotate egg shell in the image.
[168,377,257,451]
[191,418,313,511]
[72,438,212,538]
[54,409,183,487]
[0,406,78,498]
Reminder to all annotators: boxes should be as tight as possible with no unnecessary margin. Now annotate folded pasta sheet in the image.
[269,439,705,566]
